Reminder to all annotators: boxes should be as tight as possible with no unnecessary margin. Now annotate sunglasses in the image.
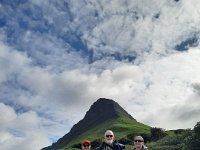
[134,140,144,142]
[106,135,113,138]
[83,144,90,147]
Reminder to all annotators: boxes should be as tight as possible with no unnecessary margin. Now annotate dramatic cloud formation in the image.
[1,0,200,149]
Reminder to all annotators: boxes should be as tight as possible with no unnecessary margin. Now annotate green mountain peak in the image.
[42,98,150,150]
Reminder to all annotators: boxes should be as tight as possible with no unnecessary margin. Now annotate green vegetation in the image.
[61,121,200,150]
[43,99,200,150]
[146,122,200,150]
[147,129,193,150]
[61,115,151,149]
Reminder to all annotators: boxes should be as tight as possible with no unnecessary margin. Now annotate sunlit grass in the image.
[62,116,151,149]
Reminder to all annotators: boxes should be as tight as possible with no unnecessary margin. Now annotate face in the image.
[134,138,144,149]
[105,134,114,145]
[81,143,91,150]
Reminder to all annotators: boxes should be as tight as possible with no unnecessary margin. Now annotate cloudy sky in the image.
[1,0,200,149]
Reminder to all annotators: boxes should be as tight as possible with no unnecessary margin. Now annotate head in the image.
[81,140,91,150]
[134,136,144,149]
[104,130,114,145]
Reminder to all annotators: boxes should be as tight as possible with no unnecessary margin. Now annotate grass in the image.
[61,116,151,149]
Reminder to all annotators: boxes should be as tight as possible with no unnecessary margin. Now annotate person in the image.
[81,140,91,150]
[132,136,148,150]
[96,130,125,150]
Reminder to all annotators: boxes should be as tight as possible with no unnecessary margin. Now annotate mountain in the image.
[42,98,151,150]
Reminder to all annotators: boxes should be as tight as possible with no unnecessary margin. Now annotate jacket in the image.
[96,141,125,150]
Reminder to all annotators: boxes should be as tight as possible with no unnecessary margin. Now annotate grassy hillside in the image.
[60,123,197,150]
[43,98,200,150]
[61,115,151,149]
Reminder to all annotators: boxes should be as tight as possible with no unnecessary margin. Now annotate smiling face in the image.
[81,143,91,150]
[134,136,144,149]
[104,130,115,145]
[81,140,91,150]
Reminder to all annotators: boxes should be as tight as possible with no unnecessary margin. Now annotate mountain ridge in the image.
[42,98,150,150]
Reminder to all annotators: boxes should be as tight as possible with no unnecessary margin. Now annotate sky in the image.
[0,0,200,149]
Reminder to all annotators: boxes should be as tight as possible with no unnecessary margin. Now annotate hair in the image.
[104,130,114,136]
[134,135,144,141]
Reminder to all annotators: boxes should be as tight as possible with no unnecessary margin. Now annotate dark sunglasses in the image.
[106,135,113,138]
[83,144,90,147]
[134,140,143,142]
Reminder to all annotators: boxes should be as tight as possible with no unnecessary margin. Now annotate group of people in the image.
[81,130,148,150]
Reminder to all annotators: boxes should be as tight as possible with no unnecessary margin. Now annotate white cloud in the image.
[0,41,31,84]
[1,37,200,143]
[128,48,200,129]
[0,103,17,129]
[35,48,200,130]
[69,0,200,59]
[1,0,200,148]
[0,103,50,150]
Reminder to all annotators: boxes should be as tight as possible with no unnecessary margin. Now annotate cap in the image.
[81,140,91,145]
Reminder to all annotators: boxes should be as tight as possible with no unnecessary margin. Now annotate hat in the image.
[81,140,91,145]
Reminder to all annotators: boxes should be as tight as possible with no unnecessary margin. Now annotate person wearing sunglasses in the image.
[132,136,148,150]
[96,130,125,150]
[81,140,91,150]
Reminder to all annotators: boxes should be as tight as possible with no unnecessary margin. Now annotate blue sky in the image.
[1,0,200,149]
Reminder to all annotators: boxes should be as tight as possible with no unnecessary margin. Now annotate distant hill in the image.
[42,98,151,150]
